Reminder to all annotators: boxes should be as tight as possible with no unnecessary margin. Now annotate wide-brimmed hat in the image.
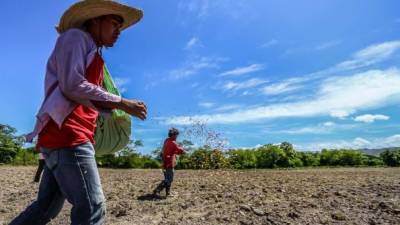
[56,0,143,33]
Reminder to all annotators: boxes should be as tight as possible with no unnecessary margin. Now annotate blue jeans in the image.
[163,168,174,187]
[153,168,174,194]
[9,142,106,225]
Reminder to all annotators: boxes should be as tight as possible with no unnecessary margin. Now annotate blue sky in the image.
[1,0,400,154]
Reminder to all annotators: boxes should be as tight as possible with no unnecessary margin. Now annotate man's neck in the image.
[91,34,102,47]
[169,137,177,141]
[87,28,102,47]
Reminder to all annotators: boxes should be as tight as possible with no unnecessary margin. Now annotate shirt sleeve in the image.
[54,29,121,108]
[171,141,184,155]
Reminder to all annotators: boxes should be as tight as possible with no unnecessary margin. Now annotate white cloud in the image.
[170,56,225,79]
[335,40,400,71]
[184,37,201,50]
[266,40,400,98]
[219,64,264,77]
[215,104,242,112]
[165,68,400,125]
[383,134,400,146]
[315,40,341,51]
[354,114,390,123]
[330,110,353,119]
[281,40,341,56]
[274,94,311,103]
[199,102,215,108]
[221,78,268,91]
[178,0,209,18]
[279,122,355,135]
[261,81,302,95]
[323,122,335,127]
[352,137,371,147]
[261,39,279,48]
[178,0,249,20]
[298,134,400,151]
[283,125,333,135]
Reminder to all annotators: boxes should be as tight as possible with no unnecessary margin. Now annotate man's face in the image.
[99,15,123,47]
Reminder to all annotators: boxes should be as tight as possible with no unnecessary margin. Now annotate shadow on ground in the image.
[137,193,165,201]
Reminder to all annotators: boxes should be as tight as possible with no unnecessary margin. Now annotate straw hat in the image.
[56,0,143,33]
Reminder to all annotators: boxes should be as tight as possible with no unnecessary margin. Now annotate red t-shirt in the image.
[162,137,184,169]
[38,52,104,148]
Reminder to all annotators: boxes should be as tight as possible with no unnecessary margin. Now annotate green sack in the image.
[94,65,131,156]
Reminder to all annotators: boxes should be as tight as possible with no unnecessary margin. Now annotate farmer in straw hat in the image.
[10,1,146,224]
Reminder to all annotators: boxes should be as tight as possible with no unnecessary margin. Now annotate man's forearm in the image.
[92,98,147,120]
[92,98,127,111]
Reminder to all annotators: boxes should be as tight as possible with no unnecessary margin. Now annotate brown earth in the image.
[0,166,399,225]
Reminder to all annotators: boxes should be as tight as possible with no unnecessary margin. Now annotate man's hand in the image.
[91,98,147,120]
[121,98,147,120]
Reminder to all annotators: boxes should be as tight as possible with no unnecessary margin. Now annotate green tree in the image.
[96,139,161,168]
[280,141,296,159]
[13,147,38,165]
[338,150,366,166]
[117,140,141,157]
[0,124,25,164]
[151,147,163,162]
[209,149,229,169]
[189,146,212,169]
[255,144,286,168]
[380,149,400,166]
[227,149,257,169]
[298,152,320,167]
[320,149,340,166]
[363,154,384,166]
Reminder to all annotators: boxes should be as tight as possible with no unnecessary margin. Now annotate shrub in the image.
[380,149,400,167]
[227,149,257,169]
[255,145,286,168]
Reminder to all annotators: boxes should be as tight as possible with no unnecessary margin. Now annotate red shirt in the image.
[162,137,184,169]
[38,52,104,148]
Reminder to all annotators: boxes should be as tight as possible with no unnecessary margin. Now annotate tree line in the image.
[1,123,400,168]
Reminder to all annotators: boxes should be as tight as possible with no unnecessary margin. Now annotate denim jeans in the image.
[9,142,106,225]
[153,168,174,194]
[163,168,174,187]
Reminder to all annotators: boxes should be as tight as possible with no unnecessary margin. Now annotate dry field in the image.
[1,166,399,225]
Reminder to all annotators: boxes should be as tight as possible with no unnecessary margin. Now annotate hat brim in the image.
[56,1,143,33]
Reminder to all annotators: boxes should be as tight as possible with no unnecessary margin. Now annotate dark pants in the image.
[10,142,106,225]
[154,168,174,195]
[34,159,45,182]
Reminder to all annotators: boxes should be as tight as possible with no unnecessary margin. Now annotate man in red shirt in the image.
[153,128,186,197]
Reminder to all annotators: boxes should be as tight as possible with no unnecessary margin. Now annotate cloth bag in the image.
[94,65,131,155]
